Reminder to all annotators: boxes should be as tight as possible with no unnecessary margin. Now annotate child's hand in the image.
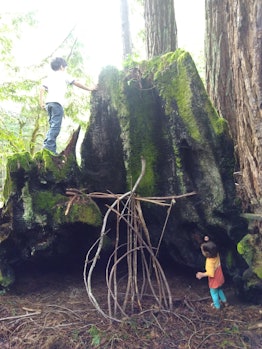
[196,272,202,279]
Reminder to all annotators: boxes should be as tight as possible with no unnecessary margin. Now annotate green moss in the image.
[173,144,186,192]
[31,191,66,228]
[97,50,229,197]
[226,250,234,269]
[125,88,159,196]
[204,99,228,135]
[21,182,34,226]
[156,53,201,141]
[142,50,227,143]
[6,151,32,173]
[253,264,262,279]
[3,170,13,202]
[55,201,102,226]
[0,267,15,288]
[32,191,102,227]
[3,152,34,201]
[35,149,78,183]
[237,234,262,281]
[244,271,261,288]
[98,66,128,116]
[128,142,158,196]
[99,65,166,196]
[237,234,254,266]
[32,191,66,213]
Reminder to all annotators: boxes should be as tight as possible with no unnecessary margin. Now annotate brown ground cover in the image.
[0,265,261,349]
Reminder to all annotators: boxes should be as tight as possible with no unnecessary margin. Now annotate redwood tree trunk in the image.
[120,0,132,59]
[205,0,262,213]
[144,0,177,58]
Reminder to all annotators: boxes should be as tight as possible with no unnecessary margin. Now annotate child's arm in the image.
[196,271,208,279]
[72,80,97,91]
[196,258,216,279]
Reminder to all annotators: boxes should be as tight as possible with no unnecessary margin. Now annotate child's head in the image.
[51,57,67,71]
[200,241,218,258]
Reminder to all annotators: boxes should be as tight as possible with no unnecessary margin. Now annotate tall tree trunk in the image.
[205,0,262,213]
[144,0,177,58]
[120,0,132,59]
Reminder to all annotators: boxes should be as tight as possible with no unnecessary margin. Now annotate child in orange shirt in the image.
[196,240,228,310]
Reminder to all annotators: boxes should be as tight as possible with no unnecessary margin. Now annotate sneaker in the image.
[210,303,221,310]
[221,301,229,308]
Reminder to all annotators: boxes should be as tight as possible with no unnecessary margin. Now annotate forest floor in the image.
[0,263,261,349]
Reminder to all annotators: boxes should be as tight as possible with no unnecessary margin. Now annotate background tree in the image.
[144,0,177,58]
[205,0,262,213]
[0,13,93,205]
[120,0,132,59]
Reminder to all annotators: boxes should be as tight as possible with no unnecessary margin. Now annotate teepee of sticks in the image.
[66,157,196,322]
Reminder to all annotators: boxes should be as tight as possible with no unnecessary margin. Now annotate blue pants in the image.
[43,102,64,154]
[210,287,227,309]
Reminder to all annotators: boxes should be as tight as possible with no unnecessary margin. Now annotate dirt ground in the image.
[0,263,261,349]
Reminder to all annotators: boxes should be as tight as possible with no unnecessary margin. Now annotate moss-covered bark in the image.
[0,148,102,289]
[238,233,262,280]
[80,50,247,292]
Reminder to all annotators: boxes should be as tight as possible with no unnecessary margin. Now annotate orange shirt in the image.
[205,255,220,277]
[205,254,225,288]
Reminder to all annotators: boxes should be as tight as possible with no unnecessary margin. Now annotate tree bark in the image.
[144,0,177,58]
[205,0,262,212]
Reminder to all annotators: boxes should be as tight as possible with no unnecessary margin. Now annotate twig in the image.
[0,311,41,322]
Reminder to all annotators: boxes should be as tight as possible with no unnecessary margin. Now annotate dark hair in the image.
[50,57,67,71]
[201,241,218,258]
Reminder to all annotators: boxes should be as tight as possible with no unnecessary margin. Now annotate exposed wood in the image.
[61,126,81,158]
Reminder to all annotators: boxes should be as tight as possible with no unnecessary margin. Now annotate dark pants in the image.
[43,102,64,154]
